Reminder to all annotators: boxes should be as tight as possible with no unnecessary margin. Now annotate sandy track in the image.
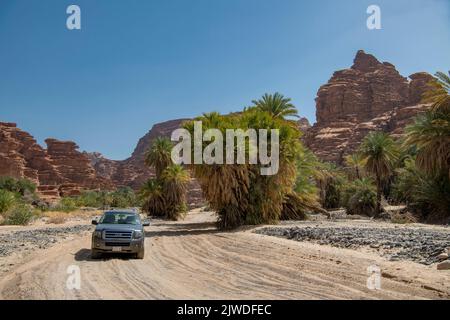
[0,212,449,300]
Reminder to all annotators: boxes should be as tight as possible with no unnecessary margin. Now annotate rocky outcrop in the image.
[85,119,204,207]
[116,119,203,207]
[0,119,203,206]
[297,117,311,133]
[304,50,434,163]
[83,119,188,189]
[0,122,113,201]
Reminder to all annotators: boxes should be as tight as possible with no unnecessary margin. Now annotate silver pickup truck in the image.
[91,210,150,259]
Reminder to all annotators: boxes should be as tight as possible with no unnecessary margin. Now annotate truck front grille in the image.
[104,230,133,240]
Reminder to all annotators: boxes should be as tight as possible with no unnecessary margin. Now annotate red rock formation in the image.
[85,119,204,207]
[297,117,311,133]
[304,50,434,164]
[0,123,113,201]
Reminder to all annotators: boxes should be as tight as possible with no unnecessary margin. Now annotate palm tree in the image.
[406,70,450,178]
[252,93,299,119]
[145,137,173,178]
[161,165,190,220]
[423,71,450,113]
[139,179,165,216]
[342,178,377,217]
[359,131,399,216]
[183,105,301,229]
[314,162,344,209]
[404,110,450,178]
[344,153,367,179]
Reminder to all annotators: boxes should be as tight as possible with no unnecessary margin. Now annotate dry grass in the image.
[391,211,419,224]
[43,208,102,225]
[45,212,67,224]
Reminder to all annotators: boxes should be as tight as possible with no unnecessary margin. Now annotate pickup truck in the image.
[91,210,150,259]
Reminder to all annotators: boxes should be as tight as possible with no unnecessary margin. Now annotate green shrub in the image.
[75,190,108,208]
[0,189,17,213]
[392,159,450,222]
[74,188,140,209]
[110,187,139,208]
[315,163,346,209]
[342,178,377,216]
[52,197,78,212]
[3,204,35,225]
[0,177,36,196]
[391,212,418,224]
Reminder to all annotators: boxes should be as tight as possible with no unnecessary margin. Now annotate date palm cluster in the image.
[140,137,189,220]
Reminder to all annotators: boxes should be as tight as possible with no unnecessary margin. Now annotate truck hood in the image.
[95,224,142,231]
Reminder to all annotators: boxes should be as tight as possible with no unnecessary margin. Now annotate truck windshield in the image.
[99,212,140,225]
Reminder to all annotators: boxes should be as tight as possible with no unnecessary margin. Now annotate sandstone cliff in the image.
[304,50,433,163]
[0,122,113,201]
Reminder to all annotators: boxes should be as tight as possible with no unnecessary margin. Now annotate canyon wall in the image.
[0,122,113,201]
[85,118,203,207]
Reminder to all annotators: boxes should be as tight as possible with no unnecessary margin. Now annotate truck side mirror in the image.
[91,220,98,225]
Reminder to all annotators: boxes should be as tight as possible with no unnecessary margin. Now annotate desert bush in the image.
[0,189,17,213]
[51,197,78,213]
[73,188,140,209]
[0,177,36,197]
[75,190,112,208]
[391,211,418,224]
[110,187,139,208]
[45,212,68,224]
[392,159,450,222]
[281,193,309,220]
[3,203,35,225]
[342,178,377,216]
[315,163,346,209]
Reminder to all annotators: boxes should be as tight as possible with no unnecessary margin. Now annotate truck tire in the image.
[136,247,145,259]
[91,249,101,259]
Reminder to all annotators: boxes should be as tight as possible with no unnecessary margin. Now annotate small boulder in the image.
[437,253,448,261]
[437,261,450,271]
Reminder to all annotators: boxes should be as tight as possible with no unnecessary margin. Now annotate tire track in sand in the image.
[0,211,448,299]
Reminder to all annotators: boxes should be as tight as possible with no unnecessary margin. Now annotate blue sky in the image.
[0,0,449,160]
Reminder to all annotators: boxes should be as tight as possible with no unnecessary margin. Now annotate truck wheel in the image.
[91,249,101,259]
[136,248,145,259]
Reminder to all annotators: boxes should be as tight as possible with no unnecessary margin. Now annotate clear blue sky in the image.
[1,0,449,160]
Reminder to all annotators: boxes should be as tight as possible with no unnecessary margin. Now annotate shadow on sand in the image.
[74,248,133,262]
[145,221,219,238]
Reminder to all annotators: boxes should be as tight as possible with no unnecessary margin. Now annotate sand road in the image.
[0,211,449,300]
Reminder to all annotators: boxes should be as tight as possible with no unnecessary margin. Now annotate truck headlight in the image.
[94,231,102,238]
[133,230,143,239]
